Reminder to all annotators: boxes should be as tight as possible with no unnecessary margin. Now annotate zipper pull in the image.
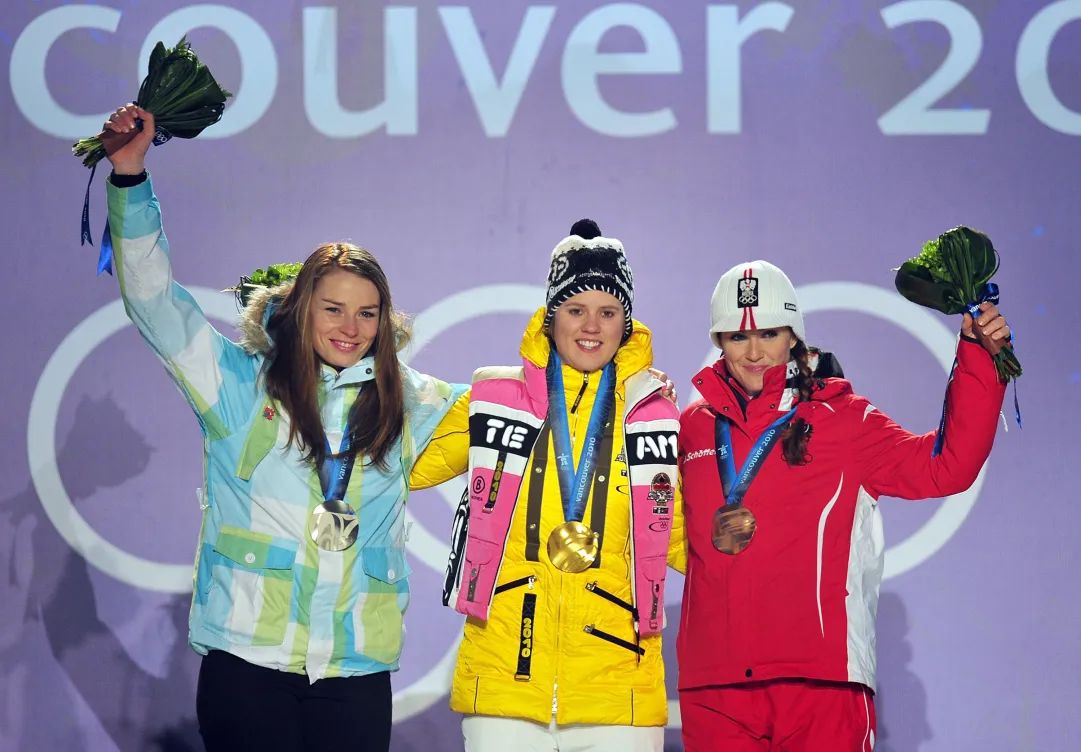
[570,372,589,413]
[586,581,597,592]
[528,575,536,589]
[467,565,481,602]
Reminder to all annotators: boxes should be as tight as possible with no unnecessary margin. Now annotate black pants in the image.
[196,650,392,752]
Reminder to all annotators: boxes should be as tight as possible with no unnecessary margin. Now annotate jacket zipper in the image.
[570,372,589,414]
[494,575,536,595]
[583,624,645,656]
[556,371,588,716]
[554,576,564,716]
[553,369,596,717]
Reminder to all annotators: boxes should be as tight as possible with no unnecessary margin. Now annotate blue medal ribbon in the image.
[318,430,358,502]
[714,409,797,506]
[546,354,615,523]
[931,282,1021,457]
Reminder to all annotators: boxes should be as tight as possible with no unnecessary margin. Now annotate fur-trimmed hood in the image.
[236,281,295,355]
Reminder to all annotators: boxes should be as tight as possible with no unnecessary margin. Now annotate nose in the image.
[339,316,359,338]
[582,313,601,334]
[746,337,763,361]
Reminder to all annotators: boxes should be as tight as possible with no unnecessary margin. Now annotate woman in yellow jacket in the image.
[411,219,686,751]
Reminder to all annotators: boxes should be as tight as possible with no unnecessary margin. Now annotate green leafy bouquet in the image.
[73,37,232,168]
[894,226,1021,382]
[227,263,304,307]
[77,37,232,274]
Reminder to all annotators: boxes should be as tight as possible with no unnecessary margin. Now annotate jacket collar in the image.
[517,306,655,409]
[320,354,377,389]
[693,353,849,427]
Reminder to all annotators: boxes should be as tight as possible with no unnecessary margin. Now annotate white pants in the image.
[462,714,664,752]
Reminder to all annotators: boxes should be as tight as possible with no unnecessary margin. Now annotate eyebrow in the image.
[321,299,379,309]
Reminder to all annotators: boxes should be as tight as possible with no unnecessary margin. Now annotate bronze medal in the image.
[546,521,600,573]
[308,499,359,552]
[712,503,756,555]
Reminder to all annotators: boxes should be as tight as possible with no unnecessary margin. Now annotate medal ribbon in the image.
[546,354,615,523]
[714,409,797,506]
[319,429,358,503]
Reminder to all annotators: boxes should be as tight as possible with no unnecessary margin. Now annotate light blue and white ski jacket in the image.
[107,173,466,681]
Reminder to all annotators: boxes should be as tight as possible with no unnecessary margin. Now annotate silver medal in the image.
[308,499,359,551]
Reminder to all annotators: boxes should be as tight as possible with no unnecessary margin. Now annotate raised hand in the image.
[962,302,1011,356]
[103,103,155,175]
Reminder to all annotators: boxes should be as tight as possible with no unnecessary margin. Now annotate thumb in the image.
[132,107,156,150]
[961,311,975,337]
[961,301,989,338]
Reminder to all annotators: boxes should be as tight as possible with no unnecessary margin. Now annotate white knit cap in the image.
[709,260,805,346]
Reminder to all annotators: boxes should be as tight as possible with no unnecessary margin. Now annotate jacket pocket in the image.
[583,624,645,657]
[495,574,539,680]
[635,554,667,632]
[494,575,536,595]
[354,547,412,666]
[462,538,500,604]
[585,581,637,617]
[205,526,298,647]
[458,568,540,683]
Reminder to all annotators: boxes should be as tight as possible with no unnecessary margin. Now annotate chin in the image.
[569,356,608,374]
[318,347,362,369]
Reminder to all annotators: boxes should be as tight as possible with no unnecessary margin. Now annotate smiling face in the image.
[718,327,798,396]
[307,268,381,369]
[549,290,625,373]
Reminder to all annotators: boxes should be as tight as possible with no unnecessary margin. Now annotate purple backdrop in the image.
[2,1,1079,750]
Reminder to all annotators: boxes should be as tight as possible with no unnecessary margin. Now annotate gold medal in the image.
[308,499,359,552]
[712,503,756,555]
[546,521,600,573]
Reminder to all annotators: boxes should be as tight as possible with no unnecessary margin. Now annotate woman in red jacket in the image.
[676,260,1009,751]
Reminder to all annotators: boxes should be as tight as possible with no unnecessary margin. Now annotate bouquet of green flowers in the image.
[72,36,232,168]
[77,37,231,274]
[894,226,1022,382]
[227,263,304,307]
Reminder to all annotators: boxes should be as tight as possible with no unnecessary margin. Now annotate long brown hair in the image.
[263,242,411,470]
[781,338,816,466]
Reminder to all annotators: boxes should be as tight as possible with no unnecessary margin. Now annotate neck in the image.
[727,375,757,399]
[553,351,610,376]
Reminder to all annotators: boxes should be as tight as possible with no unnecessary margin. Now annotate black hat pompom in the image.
[569,218,602,240]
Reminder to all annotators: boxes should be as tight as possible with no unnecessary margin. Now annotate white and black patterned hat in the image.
[544,219,635,343]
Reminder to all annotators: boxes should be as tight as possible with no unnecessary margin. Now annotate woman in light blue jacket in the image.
[100,102,467,752]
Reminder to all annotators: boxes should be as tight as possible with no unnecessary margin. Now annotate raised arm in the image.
[104,104,258,439]
[856,304,1010,499]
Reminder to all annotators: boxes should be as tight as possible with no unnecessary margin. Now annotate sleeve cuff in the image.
[106,170,154,204]
[108,170,148,188]
[956,336,998,376]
